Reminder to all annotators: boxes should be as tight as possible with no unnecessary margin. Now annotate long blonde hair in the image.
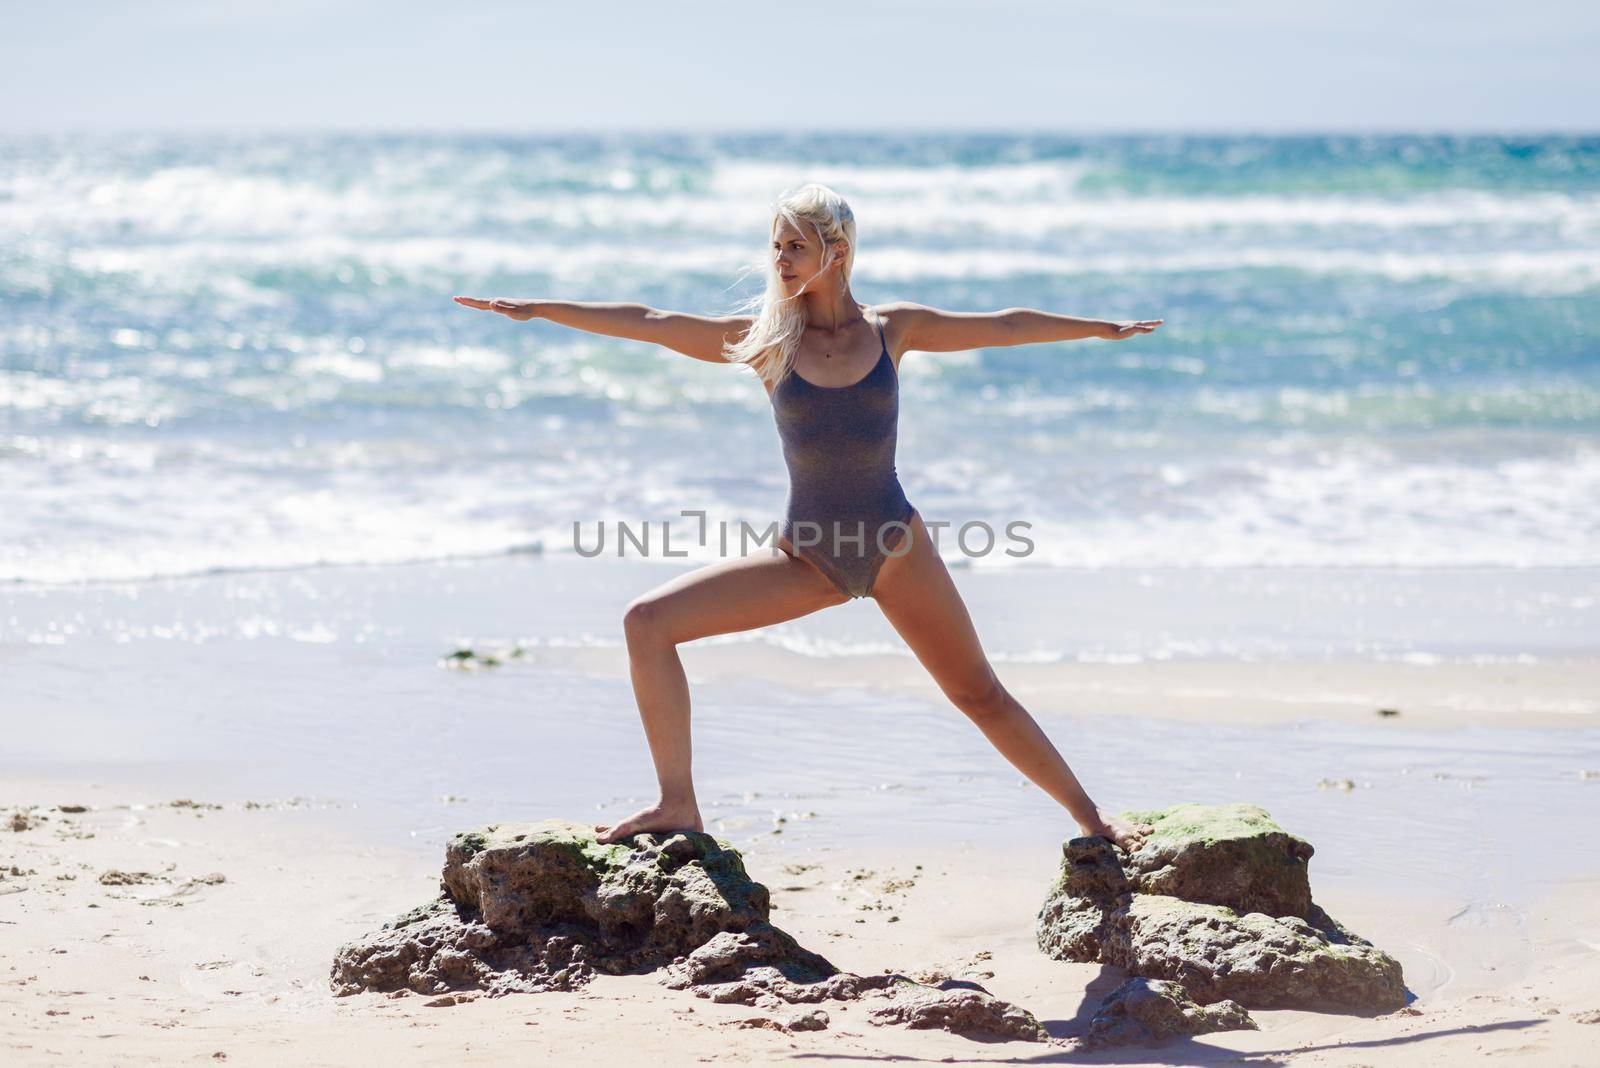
[722,183,857,386]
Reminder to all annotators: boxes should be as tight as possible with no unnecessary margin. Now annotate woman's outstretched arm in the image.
[883,300,1163,353]
[453,296,750,364]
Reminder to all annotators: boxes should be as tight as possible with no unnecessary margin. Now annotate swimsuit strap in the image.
[775,311,888,385]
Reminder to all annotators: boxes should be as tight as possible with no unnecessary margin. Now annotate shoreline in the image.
[6,554,1598,738]
[535,641,1600,731]
[15,549,1600,591]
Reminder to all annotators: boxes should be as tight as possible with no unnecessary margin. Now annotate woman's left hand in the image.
[1099,319,1164,339]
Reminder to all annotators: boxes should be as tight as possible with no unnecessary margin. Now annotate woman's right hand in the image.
[453,296,541,322]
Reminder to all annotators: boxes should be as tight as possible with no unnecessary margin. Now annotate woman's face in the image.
[772,220,841,296]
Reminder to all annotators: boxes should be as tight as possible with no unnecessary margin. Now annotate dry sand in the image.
[5,776,1599,1067]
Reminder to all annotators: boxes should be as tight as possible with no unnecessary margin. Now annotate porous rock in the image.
[332,819,759,996]
[865,980,1049,1041]
[333,818,1046,1040]
[1112,894,1405,1010]
[1038,804,1406,1017]
[1083,977,1256,1048]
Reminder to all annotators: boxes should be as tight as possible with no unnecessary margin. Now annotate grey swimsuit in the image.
[772,311,918,599]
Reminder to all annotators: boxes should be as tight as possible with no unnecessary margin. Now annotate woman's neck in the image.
[800,287,862,333]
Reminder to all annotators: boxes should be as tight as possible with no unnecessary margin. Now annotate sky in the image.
[2,0,1597,133]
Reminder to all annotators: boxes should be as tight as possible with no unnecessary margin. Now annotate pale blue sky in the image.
[3,0,1596,132]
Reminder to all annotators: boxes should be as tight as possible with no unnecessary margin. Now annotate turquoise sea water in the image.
[3,132,1597,583]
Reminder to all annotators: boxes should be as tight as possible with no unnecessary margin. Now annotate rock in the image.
[1038,803,1406,1016]
[442,648,503,670]
[332,819,756,997]
[1083,977,1255,1048]
[1109,895,1404,1011]
[1116,802,1315,918]
[661,926,836,998]
[865,980,1049,1041]
[786,1008,829,1031]
[333,818,1046,1041]
[436,821,770,966]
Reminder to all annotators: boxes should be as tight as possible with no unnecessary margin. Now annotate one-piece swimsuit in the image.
[770,310,917,599]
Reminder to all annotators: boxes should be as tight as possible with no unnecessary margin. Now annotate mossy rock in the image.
[1038,803,1407,1015]
[440,818,765,958]
[336,819,774,997]
[1063,803,1315,919]
[334,817,1050,1041]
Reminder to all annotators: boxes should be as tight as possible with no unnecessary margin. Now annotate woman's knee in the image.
[623,596,674,646]
[945,668,1008,719]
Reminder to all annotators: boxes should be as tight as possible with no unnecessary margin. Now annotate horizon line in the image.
[4,124,1599,139]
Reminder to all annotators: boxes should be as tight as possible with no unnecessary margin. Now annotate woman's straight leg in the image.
[868,511,1153,851]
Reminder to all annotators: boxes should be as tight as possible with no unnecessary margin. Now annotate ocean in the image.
[3,132,1597,585]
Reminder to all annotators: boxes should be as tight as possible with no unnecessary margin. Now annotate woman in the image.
[455,183,1164,852]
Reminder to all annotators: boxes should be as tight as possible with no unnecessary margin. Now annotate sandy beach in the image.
[4,778,1599,1065]
[5,554,1600,1064]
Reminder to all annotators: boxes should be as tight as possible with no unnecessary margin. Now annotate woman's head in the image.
[723,183,858,385]
[773,184,855,298]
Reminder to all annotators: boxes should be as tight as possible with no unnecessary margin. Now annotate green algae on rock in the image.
[332,818,772,995]
[332,818,1049,1041]
[1038,803,1406,1019]
[1114,802,1314,918]
[438,820,765,959]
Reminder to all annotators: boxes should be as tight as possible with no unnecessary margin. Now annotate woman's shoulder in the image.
[866,300,931,332]
[867,301,923,361]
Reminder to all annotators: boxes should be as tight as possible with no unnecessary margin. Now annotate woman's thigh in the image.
[868,510,997,704]
[627,536,849,645]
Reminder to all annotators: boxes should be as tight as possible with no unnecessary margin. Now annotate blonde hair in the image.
[722,183,857,385]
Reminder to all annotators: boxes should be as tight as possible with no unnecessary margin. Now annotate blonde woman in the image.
[455,184,1164,851]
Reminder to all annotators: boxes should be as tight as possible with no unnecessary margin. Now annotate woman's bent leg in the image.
[596,539,848,843]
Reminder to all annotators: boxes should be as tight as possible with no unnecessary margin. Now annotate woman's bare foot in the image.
[594,799,704,844]
[1084,810,1155,853]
